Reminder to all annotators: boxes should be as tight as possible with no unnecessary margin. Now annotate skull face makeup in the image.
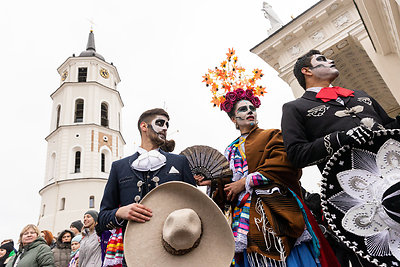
[309,54,339,81]
[234,100,257,131]
[148,115,169,145]
[151,116,169,136]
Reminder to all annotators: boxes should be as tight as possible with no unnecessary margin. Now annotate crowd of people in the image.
[0,210,111,267]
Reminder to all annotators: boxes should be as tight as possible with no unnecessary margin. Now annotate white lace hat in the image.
[321,129,400,266]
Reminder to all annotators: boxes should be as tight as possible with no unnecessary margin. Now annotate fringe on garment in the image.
[251,197,287,266]
[247,252,287,267]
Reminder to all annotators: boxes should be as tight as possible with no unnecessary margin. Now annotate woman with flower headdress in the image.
[197,49,339,267]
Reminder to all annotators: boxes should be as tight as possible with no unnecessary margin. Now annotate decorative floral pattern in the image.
[322,132,400,266]
[202,48,266,112]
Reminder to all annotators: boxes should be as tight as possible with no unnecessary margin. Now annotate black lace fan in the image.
[180,145,232,180]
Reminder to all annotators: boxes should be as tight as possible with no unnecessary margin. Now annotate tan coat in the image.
[244,127,302,196]
[244,127,305,260]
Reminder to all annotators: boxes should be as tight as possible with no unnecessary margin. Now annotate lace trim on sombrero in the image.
[321,129,400,266]
[202,48,266,113]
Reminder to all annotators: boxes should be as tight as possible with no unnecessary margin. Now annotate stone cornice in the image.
[39,177,108,194]
[50,81,124,107]
[251,0,359,72]
[57,56,121,83]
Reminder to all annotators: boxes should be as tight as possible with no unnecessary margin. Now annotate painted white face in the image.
[309,54,339,81]
[234,100,257,130]
[150,115,169,140]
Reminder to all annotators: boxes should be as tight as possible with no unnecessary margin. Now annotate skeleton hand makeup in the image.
[234,100,258,130]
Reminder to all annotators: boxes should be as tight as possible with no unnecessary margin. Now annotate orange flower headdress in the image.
[202,48,266,113]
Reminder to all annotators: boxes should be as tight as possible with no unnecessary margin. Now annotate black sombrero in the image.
[321,129,400,266]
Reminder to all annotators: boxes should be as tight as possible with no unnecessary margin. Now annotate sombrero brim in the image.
[124,181,235,267]
[321,129,400,266]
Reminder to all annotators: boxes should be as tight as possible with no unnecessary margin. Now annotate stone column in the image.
[281,72,304,99]
[359,36,400,106]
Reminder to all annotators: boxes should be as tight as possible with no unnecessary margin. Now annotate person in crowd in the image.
[196,86,338,266]
[68,235,82,267]
[78,210,102,267]
[40,230,56,249]
[0,241,16,259]
[6,224,54,267]
[0,242,15,267]
[69,221,83,236]
[52,229,74,267]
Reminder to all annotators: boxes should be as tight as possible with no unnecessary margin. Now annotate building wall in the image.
[38,179,106,235]
[38,39,125,234]
[251,0,400,116]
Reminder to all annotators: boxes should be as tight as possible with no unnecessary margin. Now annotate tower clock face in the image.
[61,70,68,81]
[100,68,109,79]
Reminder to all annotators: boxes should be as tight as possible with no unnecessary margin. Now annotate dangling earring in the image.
[235,123,239,130]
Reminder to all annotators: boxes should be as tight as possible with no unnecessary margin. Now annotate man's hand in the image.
[338,125,373,146]
[224,178,246,202]
[116,203,152,223]
[194,174,211,186]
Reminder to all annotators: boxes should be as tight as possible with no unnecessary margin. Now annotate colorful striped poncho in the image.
[225,135,269,252]
[103,228,124,267]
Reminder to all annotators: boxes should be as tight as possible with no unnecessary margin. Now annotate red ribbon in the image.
[315,86,354,102]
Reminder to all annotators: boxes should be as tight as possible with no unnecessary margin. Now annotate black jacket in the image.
[98,149,196,232]
[281,90,397,171]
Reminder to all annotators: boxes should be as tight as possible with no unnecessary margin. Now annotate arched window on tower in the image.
[89,196,95,208]
[74,99,84,123]
[60,198,65,211]
[49,153,56,181]
[56,105,61,128]
[101,153,106,172]
[101,102,109,127]
[41,204,46,217]
[74,151,81,173]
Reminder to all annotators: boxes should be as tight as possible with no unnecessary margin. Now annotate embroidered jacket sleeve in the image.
[244,172,269,194]
[281,102,343,169]
[99,162,126,230]
[370,96,398,129]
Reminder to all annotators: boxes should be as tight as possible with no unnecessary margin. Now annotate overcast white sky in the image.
[0,0,320,243]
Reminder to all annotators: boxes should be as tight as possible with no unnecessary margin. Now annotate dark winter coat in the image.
[52,230,74,267]
[52,242,71,267]
[0,242,15,267]
[5,237,54,267]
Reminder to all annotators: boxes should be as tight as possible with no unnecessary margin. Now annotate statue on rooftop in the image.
[261,2,283,35]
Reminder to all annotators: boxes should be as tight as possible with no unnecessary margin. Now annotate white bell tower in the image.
[37,30,125,234]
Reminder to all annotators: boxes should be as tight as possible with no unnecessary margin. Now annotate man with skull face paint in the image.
[281,49,398,172]
[281,50,400,267]
[197,88,338,267]
[98,108,196,265]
